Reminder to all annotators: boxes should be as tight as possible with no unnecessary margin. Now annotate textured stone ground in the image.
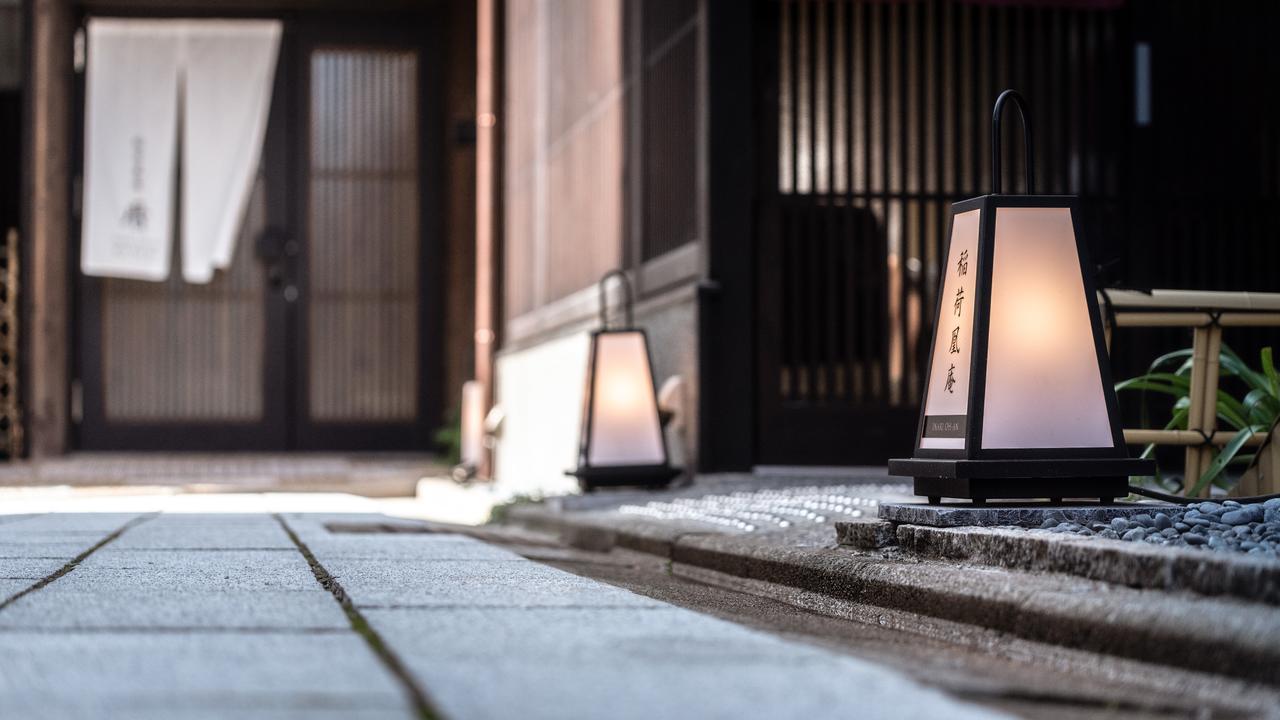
[0,508,1006,720]
[1038,498,1280,558]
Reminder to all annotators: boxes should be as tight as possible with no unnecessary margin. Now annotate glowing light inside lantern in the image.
[981,207,1113,449]
[586,331,665,467]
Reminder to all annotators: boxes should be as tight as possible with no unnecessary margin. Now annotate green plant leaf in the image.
[1147,349,1191,374]
[1188,426,1258,497]
[1219,344,1269,392]
[1215,390,1249,430]
[1115,379,1186,398]
[1243,387,1280,426]
[1262,346,1279,399]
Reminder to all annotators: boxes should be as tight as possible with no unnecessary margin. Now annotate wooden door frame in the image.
[289,15,444,451]
[73,8,294,450]
[71,8,444,451]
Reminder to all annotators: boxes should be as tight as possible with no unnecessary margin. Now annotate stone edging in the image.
[878,523,1280,606]
[504,505,1280,685]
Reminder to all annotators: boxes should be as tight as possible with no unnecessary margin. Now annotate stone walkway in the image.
[0,507,1006,719]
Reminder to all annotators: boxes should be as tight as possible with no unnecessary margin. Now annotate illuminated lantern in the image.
[889,91,1153,504]
[567,271,680,491]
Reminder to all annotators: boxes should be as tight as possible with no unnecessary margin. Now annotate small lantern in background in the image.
[567,270,680,492]
[889,90,1154,504]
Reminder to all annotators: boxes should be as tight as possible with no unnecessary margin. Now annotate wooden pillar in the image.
[474,0,501,477]
[26,0,73,457]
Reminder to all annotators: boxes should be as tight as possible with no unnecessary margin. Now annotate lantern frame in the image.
[889,91,1153,503]
[566,271,680,492]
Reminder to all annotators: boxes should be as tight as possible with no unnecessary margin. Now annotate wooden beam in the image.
[26,0,73,456]
[474,0,500,478]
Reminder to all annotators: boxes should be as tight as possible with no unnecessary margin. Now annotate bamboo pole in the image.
[1099,289,1280,312]
[1184,326,1210,494]
[1123,429,1267,447]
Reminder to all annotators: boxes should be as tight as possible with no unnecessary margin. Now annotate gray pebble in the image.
[1122,528,1146,541]
[1184,534,1207,546]
[1174,522,1190,532]
[1099,529,1119,539]
[1110,517,1130,533]
[1131,514,1154,526]
[1160,528,1178,539]
[1198,502,1224,515]
[1221,510,1251,526]
[1153,513,1173,530]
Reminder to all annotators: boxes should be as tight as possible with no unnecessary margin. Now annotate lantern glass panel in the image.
[587,331,665,466]
[981,207,1113,449]
[919,209,981,450]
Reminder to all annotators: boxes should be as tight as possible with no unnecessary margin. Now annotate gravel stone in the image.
[1222,510,1252,526]
[1028,500,1280,559]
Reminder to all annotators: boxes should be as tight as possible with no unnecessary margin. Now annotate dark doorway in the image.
[76,15,441,451]
[753,0,1131,465]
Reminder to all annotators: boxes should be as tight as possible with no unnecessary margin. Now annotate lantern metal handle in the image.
[991,89,1036,195]
[597,269,634,330]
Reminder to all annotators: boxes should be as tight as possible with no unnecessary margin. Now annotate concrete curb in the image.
[881,523,1280,606]
[506,506,1280,685]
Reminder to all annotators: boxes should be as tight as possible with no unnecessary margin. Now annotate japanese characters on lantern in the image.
[919,209,980,450]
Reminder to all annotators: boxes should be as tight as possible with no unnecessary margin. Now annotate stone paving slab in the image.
[302,533,514,561]
[76,550,318,591]
[0,578,33,598]
[111,520,294,550]
[362,606,1000,720]
[0,589,350,630]
[0,513,143,533]
[0,557,70,578]
[0,542,103,559]
[322,556,666,609]
[293,518,1005,720]
[0,631,412,720]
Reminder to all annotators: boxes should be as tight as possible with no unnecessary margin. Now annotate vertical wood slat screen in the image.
[770,0,1125,410]
[503,0,626,322]
[103,173,267,421]
[640,0,699,261]
[307,48,420,422]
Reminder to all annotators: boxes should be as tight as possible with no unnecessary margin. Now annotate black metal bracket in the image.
[991,89,1035,195]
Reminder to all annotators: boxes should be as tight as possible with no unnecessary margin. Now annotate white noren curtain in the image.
[81,19,281,283]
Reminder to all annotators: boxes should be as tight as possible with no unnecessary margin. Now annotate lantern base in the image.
[566,464,682,492]
[888,457,1154,504]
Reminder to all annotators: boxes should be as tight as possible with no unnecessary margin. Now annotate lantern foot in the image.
[889,457,1154,504]
[565,464,682,492]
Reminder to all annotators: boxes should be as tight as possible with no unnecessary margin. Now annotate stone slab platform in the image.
[879,501,1183,528]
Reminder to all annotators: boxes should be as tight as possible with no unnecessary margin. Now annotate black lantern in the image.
[567,271,680,492]
[888,91,1154,504]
